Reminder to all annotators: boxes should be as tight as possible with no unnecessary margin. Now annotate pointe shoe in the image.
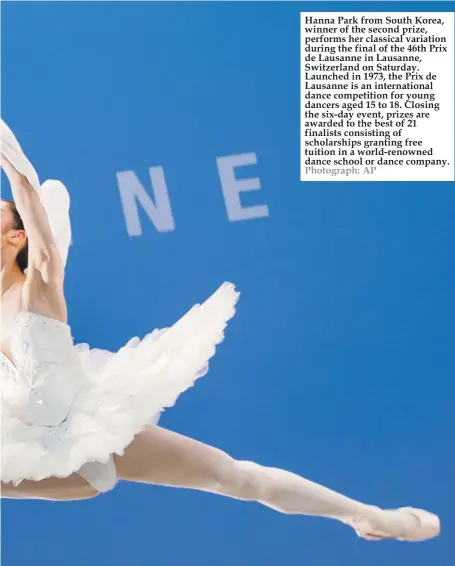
[395,508,440,541]
[350,506,440,542]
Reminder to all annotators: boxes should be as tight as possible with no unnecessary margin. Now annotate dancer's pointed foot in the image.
[343,505,440,542]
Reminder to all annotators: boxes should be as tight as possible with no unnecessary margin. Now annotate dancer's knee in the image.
[212,457,265,501]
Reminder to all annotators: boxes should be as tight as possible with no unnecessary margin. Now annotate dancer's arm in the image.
[1,155,64,282]
[39,180,72,269]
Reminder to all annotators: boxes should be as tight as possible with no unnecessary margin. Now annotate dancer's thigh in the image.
[1,474,99,501]
[115,425,236,489]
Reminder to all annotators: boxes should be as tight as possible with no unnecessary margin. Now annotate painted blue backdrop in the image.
[1,2,454,566]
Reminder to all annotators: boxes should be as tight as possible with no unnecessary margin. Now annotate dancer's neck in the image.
[1,260,25,296]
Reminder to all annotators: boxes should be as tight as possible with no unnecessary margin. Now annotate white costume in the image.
[0,118,239,492]
[0,119,441,543]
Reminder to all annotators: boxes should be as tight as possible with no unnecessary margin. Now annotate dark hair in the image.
[3,199,28,272]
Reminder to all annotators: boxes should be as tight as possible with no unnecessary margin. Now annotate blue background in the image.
[1,2,454,566]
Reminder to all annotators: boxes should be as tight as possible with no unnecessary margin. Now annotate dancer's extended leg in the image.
[115,426,439,541]
[1,475,99,501]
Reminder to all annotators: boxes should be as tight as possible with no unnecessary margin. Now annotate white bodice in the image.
[0,310,84,428]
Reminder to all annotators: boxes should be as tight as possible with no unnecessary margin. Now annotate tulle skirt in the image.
[1,283,239,491]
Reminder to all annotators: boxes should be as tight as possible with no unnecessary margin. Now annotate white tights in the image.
[114,426,418,535]
[1,119,427,539]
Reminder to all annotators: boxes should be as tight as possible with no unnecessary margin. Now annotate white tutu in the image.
[0,117,239,491]
[0,283,239,489]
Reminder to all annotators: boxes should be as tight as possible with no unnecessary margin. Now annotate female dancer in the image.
[0,118,440,542]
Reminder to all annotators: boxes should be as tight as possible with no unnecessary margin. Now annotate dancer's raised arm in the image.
[1,131,64,284]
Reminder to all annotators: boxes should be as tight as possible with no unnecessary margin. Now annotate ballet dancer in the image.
[0,118,440,542]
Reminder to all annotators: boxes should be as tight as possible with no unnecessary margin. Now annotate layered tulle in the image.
[1,118,240,489]
[1,283,239,487]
